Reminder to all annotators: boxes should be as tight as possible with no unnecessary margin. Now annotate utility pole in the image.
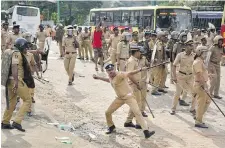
[57,0,60,23]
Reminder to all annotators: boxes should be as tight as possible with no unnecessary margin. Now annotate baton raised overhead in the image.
[147,61,170,70]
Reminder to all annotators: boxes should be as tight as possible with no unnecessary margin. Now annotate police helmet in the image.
[13,24,20,29]
[157,31,166,38]
[178,32,187,41]
[171,31,179,40]
[14,38,29,51]
[213,35,223,45]
[39,24,44,29]
[195,46,208,56]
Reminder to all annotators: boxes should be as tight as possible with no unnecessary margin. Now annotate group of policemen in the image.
[1,19,224,137]
[1,21,50,131]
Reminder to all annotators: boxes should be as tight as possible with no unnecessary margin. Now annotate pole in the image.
[57,0,60,23]
[201,86,225,117]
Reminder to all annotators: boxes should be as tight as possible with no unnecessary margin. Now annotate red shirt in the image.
[92,30,102,48]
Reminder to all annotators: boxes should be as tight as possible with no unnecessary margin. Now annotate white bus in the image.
[7,4,40,41]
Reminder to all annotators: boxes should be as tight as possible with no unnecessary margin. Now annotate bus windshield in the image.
[17,7,38,16]
[156,9,192,32]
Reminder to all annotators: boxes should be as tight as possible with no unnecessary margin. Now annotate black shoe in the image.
[170,111,176,115]
[81,57,84,60]
[163,86,169,88]
[72,74,75,82]
[105,125,116,134]
[151,91,161,96]
[195,123,208,128]
[27,112,32,117]
[124,122,135,128]
[142,112,148,117]
[190,110,196,116]
[68,82,72,85]
[158,89,168,93]
[86,57,89,60]
[179,100,189,106]
[144,130,155,139]
[77,57,81,59]
[214,95,222,99]
[12,122,25,132]
[135,124,142,129]
[1,123,14,129]
[32,97,35,103]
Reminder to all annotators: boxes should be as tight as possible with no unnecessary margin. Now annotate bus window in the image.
[17,7,38,16]
[121,11,130,26]
[156,9,192,32]
[130,10,140,27]
[99,11,106,20]
[106,12,113,22]
[90,12,96,23]
[142,10,153,29]
[113,11,121,26]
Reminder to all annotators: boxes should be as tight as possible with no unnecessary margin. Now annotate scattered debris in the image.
[61,140,72,144]
[89,133,96,139]
[55,137,70,140]
[47,122,59,126]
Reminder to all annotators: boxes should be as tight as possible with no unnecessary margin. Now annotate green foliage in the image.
[51,12,57,24]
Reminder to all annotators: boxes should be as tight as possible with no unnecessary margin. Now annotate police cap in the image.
[2,22,9,26]
[132,31,138,36]
[13,24,20,29]
[105,64,114,70]
[67,25,73,29]
[184,40,193,45]
[144,31,151,36]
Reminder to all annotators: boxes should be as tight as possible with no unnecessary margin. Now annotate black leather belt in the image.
[66,52,77,54]
[179,71,192,75]
[120,58,128,60]
[210,61,219,65]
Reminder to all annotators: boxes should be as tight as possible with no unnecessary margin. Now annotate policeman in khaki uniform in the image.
[62,26,79,85]
[193,46,211,128]
[207,35,224,99]
[93,64,155,138]
[124,46,143,129]
[151,31,168,95]
[1,22,9,53]
[116,34,130,71]
[6,24,23,49]
[77,27,85,60]
[139,49,150,117]
[105,27,121,65]
[82,27,93,60]
[171,40,197,115]
[36,24,48,52]
[2,38,33,132]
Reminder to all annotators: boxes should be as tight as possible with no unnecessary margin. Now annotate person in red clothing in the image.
[92,22,104,72]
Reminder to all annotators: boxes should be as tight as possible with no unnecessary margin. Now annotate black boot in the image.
[1,123,14,129]
[179,100,189,106]
[142,112,148,117]
[105,125,116,134]
[12,122,25,132]
[124,122,135,128]
[135,124,142,129]
[143,130,155,139]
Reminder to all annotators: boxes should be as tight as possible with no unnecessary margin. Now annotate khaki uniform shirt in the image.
[7,33,23,48]
[139,56,149,82]
[1,29,9,47]
[36,31,47,42]
[173,52,195,74]
[193,57,208,82]
[109,34,121,50]
[205,34,214,47]
[117,41,130,59]
[11,51,24,79]
[81,32,90,41]
[209,46,223,64]
[138,32,144,42]
[110,72,133,98]
[149,39,156,50]
[126,56,141,84]
[103,31,111,40]
[25,52,36,72]
[154,41,166,64]
[62,36,76,52]
[194,35,204,43]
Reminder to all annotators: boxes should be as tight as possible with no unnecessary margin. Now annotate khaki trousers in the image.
[119,59,127,71]
[126,84,142,124]
[1,45,6,53]
[208,63,221,96]
[38,42,45,52]
[2,79,32,124]
[64,53,77,82]
[58,40,63,56]
[194,83,211,124]
[78,41,84,58]
[83,40,93,59]
[161,65,168,87]
[221,56,225,65]
[151,66,165,93]
[28,88,34,112]
[171,74,196,111]
[105,94,147,130]
[110,48,117,65]
[140,81,147,112]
